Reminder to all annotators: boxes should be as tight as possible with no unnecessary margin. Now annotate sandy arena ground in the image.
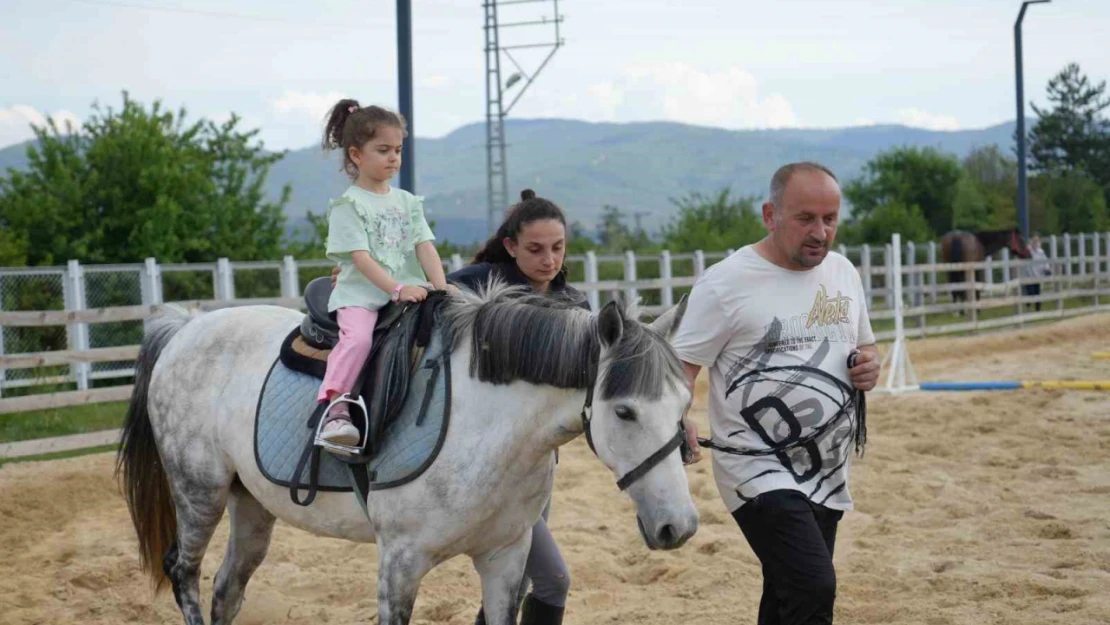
[2,314,1109,624]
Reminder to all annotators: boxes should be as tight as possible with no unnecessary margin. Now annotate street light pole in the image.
[398,0,415,193]
[1015,0,1050,240]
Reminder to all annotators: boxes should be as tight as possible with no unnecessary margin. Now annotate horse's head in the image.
[1008,228,1032,259]
[584,298,699,551]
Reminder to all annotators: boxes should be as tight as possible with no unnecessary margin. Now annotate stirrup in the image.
[314,393,369,457]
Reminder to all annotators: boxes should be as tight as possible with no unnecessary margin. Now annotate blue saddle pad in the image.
[254,324,451,493]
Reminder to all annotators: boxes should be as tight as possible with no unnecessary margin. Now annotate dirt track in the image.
[2,314,1109,624]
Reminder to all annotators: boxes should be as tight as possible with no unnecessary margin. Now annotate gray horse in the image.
[117,282,699,625]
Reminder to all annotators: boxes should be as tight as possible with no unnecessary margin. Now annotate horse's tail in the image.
[947,234,965,285]
[115,305,193,591]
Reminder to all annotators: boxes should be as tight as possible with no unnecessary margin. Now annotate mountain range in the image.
[0,118,1017,243]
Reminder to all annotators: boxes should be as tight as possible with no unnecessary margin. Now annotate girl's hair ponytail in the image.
[472,189,567,264]
[322,98,361,151]
[321,99,408,178]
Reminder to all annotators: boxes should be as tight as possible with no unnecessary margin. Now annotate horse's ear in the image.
[648,294,688,340]
[598,300,624,348]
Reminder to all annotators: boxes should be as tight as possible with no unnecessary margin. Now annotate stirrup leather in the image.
[314,393,369,457]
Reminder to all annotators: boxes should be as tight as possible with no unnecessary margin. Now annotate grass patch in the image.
[0,444,118,468]
[0,401,127,443]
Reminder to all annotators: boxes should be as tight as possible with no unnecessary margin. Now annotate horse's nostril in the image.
[657,524,677,546]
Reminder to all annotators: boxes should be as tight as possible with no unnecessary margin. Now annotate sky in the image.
[2,0,1109,151]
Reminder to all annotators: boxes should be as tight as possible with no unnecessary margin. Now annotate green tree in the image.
[567,220,598,254]
[843,146,961,236]
[0,92,289,266]
[1028,63,1110,199]
[284,212,330,259]
[659,189,763,252]
[0,227,27,266]
[951,172,990,230]
[952,145,1018,230]
[840,201,933,246]
[1029,169,1109,234]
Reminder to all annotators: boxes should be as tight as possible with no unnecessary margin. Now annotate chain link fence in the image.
[83,266,143,383]
[0,268,69,394]
[161,263,217,302]
[232,262,283,299]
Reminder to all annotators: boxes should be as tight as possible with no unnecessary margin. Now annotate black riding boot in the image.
[474,607,486,625]
[520,594,564,625]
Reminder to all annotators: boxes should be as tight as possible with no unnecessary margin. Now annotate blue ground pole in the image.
[919,381,1024,391]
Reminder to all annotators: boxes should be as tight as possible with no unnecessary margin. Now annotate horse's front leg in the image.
[377,542,434,625]
[472,528,533,625]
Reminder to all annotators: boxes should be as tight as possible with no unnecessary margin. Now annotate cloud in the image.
[269,90,347,122]
[589,62,799,129]
[896,107,960,131]
[588,82,624,120]
[418,74,451,89]
[0,105,80,148]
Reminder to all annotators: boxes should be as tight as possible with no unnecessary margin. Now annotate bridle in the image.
[579,374,689,491]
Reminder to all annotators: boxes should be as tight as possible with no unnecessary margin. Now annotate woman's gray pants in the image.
[517,498,570,607]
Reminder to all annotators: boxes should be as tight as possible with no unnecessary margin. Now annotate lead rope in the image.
[695,352,868,458]
[848,350,867,458]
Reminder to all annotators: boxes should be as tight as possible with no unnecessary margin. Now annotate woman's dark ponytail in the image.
[471,189,567,264]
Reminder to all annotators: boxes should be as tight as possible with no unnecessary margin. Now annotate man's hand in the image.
[330,264,340,288]
[682,414,702,465]
[849,346,880,392]
[681,361,703,465]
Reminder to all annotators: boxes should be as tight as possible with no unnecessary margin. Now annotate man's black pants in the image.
[732,490,844,625]
[1023,283,1042,311]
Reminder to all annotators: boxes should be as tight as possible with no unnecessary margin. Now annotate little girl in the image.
[317,99,449,447]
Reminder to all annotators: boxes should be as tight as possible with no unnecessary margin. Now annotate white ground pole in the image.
[875,233,920,394]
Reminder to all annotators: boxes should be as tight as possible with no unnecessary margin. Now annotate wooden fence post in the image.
[659,250,673,308]
[884,244,893,309]
[279,256,299,299]
[64,260,90,391]
[585,251,600,311]
[927,241,937,305]
[861,244,872,308]
[1064,233,1073,312]
[1050,235,1062,314]
[141,258,164,305]
[624,250,639,304]
[0,282,6,399]
[1092,233,1102,307]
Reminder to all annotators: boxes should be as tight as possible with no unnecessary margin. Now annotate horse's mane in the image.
[441,278,684,399]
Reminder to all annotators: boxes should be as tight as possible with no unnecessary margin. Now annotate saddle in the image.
[280,278,449,505]
[298,276,410,352]
[283,278,438,451]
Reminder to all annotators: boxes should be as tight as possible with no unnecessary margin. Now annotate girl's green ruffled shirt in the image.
[325,185,436,311]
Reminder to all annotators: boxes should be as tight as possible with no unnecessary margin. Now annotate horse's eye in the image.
[614,405,637,421]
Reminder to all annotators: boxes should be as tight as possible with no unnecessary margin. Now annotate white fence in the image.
[3,231,1110,408]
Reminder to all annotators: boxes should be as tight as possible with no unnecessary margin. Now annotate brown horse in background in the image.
[940,228,1031,305]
